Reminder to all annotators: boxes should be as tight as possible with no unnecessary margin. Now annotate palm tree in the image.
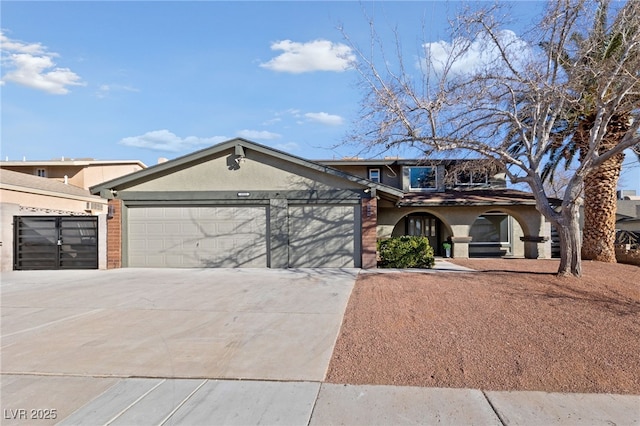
[572,0,638,262]
[578,116,630,262]
[511,0,639,262]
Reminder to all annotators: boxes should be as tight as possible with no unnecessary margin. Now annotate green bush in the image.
[377,236,435,269]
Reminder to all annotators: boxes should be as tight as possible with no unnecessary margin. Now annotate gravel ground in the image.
[326,259,640,394]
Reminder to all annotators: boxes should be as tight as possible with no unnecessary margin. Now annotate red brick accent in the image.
[361,197,378,269]
[107,199,122,269]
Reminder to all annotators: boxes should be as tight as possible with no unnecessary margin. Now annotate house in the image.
[615,190,640,245]
[0,159,146,271]
[1,158,146,190]
[321,157,551,259]
[90,138,551,269]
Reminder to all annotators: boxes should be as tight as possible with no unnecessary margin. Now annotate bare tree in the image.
[344,0,640,277]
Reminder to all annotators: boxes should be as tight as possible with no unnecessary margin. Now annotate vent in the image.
[85,202,104,212]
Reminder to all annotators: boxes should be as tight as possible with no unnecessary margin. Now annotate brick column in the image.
[361,196,378,269]
[107,199,123,269]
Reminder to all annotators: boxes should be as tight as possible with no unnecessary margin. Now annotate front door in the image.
[407,214,440,255]
[13,216,98,270]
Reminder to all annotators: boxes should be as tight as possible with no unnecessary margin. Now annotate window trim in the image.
[368,168,381,183]
[36,168,47,178]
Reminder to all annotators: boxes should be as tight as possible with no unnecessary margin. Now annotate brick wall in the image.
[107,199,122,269]
[361,197,378,269]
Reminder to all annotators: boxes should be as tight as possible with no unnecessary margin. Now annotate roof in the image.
[0,169,102,200]
[1,159,147,168]
[90,138,405,199]
[318,158,485,167]
[397,189,542,207]
[616,199,640,220]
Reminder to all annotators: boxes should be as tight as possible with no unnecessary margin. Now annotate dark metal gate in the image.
[13,216,98,270]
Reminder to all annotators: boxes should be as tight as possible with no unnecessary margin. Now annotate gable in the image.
[113,147,363,193]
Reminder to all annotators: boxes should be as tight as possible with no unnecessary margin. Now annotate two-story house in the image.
[90,139,551,270]
[321,158,550,259]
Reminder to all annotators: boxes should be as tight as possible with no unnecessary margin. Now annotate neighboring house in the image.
[1,159,146,271]
[1,158,146,189]
[615,190,640,246]
[90,138,551,270]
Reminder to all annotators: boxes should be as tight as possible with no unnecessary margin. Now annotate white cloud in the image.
[262,117,282,125]
[236,129,281,140]
[119,130,227,152]
[420,30,531,76]
[304,112,344,126]
[96,84,140,99]
[274,142,300,152]
[1,31,85,94]
[260,39,355,73]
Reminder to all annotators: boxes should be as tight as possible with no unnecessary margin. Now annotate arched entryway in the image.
[391,212,448,256]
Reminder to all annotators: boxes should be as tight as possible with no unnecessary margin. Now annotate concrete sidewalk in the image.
[2,268,638,425]
[3,375,637,425]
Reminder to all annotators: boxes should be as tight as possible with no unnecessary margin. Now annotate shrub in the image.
[377,236,435,269]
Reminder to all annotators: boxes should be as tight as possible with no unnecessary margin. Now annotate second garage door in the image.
[288,205,357,268]
[128,206,267,267]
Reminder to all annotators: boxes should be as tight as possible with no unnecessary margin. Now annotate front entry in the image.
[406,213,441,255]
[13,216,98,270]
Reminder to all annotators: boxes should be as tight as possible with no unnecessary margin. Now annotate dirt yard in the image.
[326,259,640,394]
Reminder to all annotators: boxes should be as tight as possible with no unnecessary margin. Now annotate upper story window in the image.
[455,170,488,186]
[368,168,381,183]
[36,168,47,177]
[408,167,437,191]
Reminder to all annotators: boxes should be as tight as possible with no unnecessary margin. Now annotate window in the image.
[470,214,510,243]
[408,215,437,237]
[456,170,488,186]
[408,167,436,191]
[36,168,47,177]
[368,168,381,183]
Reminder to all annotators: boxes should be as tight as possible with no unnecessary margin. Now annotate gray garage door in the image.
[128,206,267,267]
[288,205,356,268]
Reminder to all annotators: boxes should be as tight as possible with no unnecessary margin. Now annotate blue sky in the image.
[1,1,638,193]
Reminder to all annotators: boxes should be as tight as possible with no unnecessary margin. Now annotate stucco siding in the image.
[1,187,105,213]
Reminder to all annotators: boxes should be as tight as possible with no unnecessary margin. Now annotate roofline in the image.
[318,159,399,166]
[89,138,405,199]
[1,159,147,168]
[0,182,104,203]
[317,158,497,166]
[397,199,538,207]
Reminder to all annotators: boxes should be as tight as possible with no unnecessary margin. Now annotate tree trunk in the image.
[556,205,582,277]
[579,114,628,263]
[581,151,624,262]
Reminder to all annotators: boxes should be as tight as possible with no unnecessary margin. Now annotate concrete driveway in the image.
[1,268,357,423]
[3,265,637,426]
